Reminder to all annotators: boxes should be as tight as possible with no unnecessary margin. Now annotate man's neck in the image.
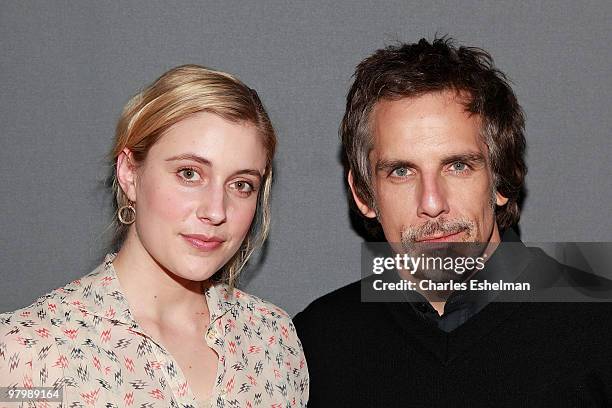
[421,223,504,316]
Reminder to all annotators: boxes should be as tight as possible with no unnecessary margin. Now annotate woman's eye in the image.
[178,168,201,182]
[231,181,255,194]
[391,167,411,177]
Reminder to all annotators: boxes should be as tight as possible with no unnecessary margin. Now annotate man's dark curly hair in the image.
[341,37,527,232]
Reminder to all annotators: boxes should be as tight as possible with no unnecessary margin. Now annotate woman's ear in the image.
[116,148,138,202]
[348,170,377,218]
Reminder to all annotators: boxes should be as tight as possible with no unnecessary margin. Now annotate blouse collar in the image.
[59,253,236,331]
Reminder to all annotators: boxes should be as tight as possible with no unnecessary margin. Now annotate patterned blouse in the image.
[0,254,308,407]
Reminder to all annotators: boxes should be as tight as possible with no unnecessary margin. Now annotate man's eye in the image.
[178,168,201,181]
[450,162,469,172]
[391,167,411,177]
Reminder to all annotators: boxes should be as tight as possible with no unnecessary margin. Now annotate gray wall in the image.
[1,1,611,316]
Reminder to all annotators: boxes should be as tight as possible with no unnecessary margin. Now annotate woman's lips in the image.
[181,234,225,251]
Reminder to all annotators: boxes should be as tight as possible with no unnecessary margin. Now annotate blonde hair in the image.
[109,64,276,288]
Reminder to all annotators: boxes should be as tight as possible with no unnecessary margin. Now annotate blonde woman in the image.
[0,65,308,407]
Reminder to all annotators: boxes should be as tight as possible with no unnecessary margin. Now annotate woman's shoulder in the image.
[1,290,64,332]
[215,284,292,321]
[0,291,66,387]
[0,258,113,344]
[1,261,108,325]
[211,284,303,352]
[0,257,121,388]
[207,284,309,406]
[211,284,308,401]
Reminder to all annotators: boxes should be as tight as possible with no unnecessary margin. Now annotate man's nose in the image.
[416,173,450,219]
[196,183,227,225]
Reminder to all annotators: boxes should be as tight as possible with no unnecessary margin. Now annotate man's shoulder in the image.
[296,280,361,314]
[526,246,612,295]
[292,278,386,334]
[519,247,612,323]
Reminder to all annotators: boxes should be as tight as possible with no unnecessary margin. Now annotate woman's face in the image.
[118,111,267,282]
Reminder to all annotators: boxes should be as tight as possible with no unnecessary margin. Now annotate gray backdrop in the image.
[1,1,611,315]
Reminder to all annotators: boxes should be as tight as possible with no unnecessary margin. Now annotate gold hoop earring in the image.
[118,202,136,225]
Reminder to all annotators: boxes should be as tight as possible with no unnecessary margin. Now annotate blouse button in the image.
[207,329,217,340]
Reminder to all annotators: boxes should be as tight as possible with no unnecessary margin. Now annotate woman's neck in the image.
[112,229,211,330]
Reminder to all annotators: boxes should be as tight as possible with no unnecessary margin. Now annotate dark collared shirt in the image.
[407,228,531,332]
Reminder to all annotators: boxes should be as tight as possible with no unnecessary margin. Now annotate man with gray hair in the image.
[294,38,612,407]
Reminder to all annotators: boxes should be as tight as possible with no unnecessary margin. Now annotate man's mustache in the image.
[401,218,474,243]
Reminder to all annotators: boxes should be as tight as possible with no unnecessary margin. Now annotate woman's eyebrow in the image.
[165,153,211,166]
[166,153,262,179]
[230,169,263,180]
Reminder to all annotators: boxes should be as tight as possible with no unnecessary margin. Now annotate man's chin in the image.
[403,240,486,259]
[411,268,471,284]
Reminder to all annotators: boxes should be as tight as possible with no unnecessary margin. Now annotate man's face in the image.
[350,90,508,250]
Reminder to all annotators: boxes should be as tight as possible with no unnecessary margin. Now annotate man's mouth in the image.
[416,231,463,243]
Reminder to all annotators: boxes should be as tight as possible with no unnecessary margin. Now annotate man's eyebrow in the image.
[375,153,486,173]
[375,159,418,173]
[441,152,486,166]
[166,153,263,179]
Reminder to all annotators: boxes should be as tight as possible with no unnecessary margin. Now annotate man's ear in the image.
[348,170,377,218]
[116,148,138,202]
[495,191,509,207]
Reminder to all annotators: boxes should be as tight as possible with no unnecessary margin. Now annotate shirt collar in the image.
[405,227,533,320]
[442,229,531,314]
[60,253,236,329]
